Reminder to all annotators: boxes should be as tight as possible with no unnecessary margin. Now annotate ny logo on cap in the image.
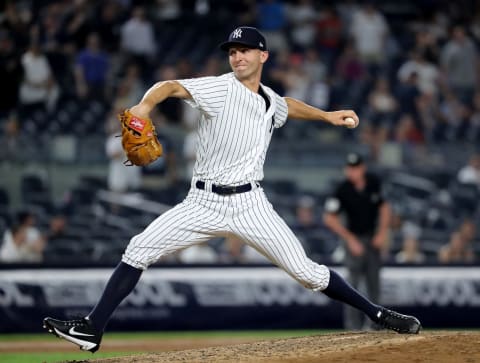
[232,28,242,39]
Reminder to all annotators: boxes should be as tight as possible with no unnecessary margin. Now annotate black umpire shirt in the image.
[324,173,384,236]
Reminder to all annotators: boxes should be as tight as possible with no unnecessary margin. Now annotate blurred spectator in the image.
[357,119,384,163]
[1,1,31,50]
[0,210,46,263]
[120,6,156,78]
[37,3,66,52]
[285,0,317,51]
[397,50,440,138]
[176,58,195,79]
[233,0,257,26]
[0,30,22,117]
[470,10,480,44]
[154,65,182,123]
[395,236,425,264]
[264,50,289,95]
[458,218,476,245]
[105,101,142,193]
[391,113,426,164]
[394,221,426,264]
[469,91,480,142]
[438,230,475,264]
[333,41,367,108]
[256,0,289,53]
[37,3,65,52]
[121,6,156,57]
[46,213,68,243]
[74,32,110,100]
[115,63,146,106]
[394,71,421,120]
[409,9,449,47]
[155,0,182,24]
[303,48,327,83]
[457,153,480,189]
[94,1,124,53]
[178,243,218,263]
[219,235,270,264]
[412,29,440,64]
[37,5,73,93]
[436,90,471,141]
[283,53,310,101]
[366,77,398,129]
[393,114,424,146]
[197,55,224,77]
[315,5,343,70]
[291,195,319,232]
[0,113,23,163]
[62,0,94,50]
[219,235,243,263]
[304,49,330,109]
[440,25,478,105]
[397,50,440,98]
[349,2,389,71]
[19,40,59,113]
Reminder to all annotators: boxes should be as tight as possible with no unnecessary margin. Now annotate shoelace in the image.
[64,319,87,327]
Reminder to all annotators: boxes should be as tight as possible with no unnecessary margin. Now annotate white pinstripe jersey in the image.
[124,74,330,291]
[178,72,288,185]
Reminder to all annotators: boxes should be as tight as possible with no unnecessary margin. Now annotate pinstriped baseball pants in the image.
[122,186,330,291]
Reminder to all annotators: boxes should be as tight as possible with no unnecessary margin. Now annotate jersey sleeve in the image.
[273,94,288,128]
[324,186,343,214]
[324,196,341,213]
[177,76,228,118]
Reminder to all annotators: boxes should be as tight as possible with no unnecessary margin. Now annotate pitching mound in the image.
[75,331,479,363]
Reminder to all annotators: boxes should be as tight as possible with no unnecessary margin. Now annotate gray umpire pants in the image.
[343,235,381,330]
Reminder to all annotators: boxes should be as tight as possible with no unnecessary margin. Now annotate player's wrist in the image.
[130,103,152,119]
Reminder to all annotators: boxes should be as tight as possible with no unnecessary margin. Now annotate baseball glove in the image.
[118,109,163,166]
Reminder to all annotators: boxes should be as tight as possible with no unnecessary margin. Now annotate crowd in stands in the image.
[1,0,480,266]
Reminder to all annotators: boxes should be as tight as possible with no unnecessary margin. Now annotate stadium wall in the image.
[0,266,479,332]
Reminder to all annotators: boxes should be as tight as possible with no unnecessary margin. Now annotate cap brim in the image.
[219,41,260,51]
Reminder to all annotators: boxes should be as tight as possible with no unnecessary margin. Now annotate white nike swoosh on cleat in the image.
[68,327,95,337]
[54,328,97,351]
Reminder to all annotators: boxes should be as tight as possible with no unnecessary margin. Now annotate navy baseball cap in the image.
[345,152,364,167]
[219,26,267,51]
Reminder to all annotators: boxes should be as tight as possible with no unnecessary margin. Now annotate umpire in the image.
[323,152,391,330]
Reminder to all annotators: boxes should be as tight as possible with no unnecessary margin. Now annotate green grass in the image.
[0,330,330,363]
[0,329,325,341]
[0,351,132,363]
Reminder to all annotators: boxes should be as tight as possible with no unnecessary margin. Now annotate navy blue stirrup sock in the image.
[322,269,381,322]
[88,262,142,331]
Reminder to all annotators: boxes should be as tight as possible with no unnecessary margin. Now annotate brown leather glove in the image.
[118,109,163,166]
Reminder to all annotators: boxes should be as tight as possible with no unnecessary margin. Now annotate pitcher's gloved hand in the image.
[118,109,163,166]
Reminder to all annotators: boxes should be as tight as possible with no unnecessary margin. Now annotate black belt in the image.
[195,180,255,195]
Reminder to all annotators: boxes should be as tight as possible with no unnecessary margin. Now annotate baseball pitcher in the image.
[44,27,420,353]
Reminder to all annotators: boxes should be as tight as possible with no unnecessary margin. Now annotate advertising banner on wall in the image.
[0,266,479,332]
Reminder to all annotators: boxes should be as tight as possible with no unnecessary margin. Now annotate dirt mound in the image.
[74,331,480,363]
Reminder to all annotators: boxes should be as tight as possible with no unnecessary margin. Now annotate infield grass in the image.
[0,351,132,363]
[0,330,329,363]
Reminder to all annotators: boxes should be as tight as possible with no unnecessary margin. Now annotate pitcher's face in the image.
[228,47,268,81]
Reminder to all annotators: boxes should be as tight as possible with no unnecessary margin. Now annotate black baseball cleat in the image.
[376,308,422,334]
[43,317,102,353]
